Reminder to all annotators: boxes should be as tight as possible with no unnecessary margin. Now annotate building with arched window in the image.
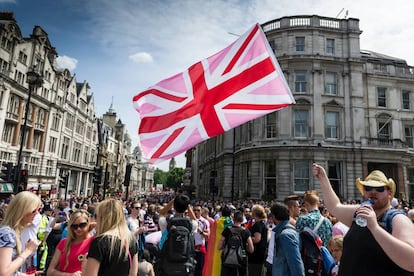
[191,15,414,202]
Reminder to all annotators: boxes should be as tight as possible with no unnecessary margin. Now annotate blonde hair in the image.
[1,191,41,254]
[95,199,134,261]
[63,210,90,270]
[252,204,267,220]
[328,235,344,251]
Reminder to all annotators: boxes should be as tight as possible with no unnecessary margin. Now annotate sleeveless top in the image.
[339,217,414,276]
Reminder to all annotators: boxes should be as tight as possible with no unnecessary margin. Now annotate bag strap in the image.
[313,215,325,233]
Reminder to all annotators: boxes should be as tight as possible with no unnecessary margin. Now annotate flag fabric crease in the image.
[132,23,295,163]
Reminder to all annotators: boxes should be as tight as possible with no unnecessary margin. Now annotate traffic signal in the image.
[20,169,28,186]
[59,174,68,188]
[1,162,15,182]
[93,166,102,184]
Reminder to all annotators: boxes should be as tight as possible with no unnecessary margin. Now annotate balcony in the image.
[5,111,19,122]
[362,138,408,149]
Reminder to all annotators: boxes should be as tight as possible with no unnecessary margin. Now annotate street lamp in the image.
[14,66,43,194]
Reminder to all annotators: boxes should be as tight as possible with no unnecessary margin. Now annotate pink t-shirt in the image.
[57,236,93,272]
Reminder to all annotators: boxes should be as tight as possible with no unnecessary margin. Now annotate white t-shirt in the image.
[158,216,198,233]
[21,213,41,250]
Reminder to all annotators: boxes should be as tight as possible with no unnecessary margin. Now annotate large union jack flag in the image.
[133,23,295,163]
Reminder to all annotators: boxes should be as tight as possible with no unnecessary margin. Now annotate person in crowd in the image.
[284,195,301,226]
[193,204,210,276]
[127,201,146,260]
[247,204,268,276]
[47,210,93,276]
[83,199,138,276]
[21,203,42,273]
[45,204,69,271]
[296,190,333,246]
[201,207,214,227]
[217,211,254,276]
[37,204,53,271]
[143,206,158,233]
[213,205,221,220]
[331,216,349,237]
[242,207,253,228]
[156,194,197,276]
[270,202,304,276]
[265,212,275,276]
[327,235,344,276]
[138,249,155,276]
[0,191,42,276]
[313,163,414,274]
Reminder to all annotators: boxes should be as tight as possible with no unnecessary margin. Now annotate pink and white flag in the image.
[132,23,295,163]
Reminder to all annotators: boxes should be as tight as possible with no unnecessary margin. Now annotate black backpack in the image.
[221,227,247,268]
[299,216,328,276]
[159,216,196,276]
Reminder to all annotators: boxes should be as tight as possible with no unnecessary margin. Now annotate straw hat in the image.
[356,170,395,198]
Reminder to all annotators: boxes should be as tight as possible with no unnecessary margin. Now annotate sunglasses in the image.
[363,186,386,192]
[193,209,201,212]
[133,206,141,210]
[70,222,88,230]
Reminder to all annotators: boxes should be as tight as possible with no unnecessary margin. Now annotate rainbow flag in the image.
[203,217,224,276]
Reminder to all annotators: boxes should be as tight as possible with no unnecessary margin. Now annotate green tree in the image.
[166,167,184,190]
[154,168,167,186]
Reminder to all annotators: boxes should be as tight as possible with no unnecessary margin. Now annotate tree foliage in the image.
[166,167,184,190]
[154,168,167,186]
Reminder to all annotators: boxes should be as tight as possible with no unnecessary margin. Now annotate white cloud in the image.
[129,52,153,63]
[56,55,78,71]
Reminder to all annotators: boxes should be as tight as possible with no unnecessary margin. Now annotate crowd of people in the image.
[1,163,414,275]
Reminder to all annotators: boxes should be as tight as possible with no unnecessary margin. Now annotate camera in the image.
[58,211,65,216]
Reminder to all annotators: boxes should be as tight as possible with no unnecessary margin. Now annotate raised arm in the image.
[313,163,357,226]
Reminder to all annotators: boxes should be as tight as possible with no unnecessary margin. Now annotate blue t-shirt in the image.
[0,225,20,276]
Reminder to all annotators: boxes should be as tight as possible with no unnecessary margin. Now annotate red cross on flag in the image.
[133,23,295,163]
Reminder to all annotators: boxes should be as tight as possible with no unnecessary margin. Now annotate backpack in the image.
[159,216,196,276]
[299,216,329,276]
[221,226,247,268]
[379,208,406,233]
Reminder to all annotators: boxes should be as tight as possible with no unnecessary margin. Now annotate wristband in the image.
[16,255,26,261]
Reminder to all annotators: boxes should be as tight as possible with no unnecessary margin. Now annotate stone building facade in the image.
[193,15,414,202]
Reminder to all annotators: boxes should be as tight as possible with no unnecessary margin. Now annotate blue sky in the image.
[2,0,414,170]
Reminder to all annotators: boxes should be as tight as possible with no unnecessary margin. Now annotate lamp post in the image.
[14,66,43,194]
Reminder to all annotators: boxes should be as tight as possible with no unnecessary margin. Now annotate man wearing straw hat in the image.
[312,163,414,275]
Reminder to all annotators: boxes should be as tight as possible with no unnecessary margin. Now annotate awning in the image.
[27,183,39,190]
[40,184,51,190]
[0,183,14,193]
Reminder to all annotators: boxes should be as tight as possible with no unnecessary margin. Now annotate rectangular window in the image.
[1,123,14,143]
[377,87,387,107]
[61,136,70,159]
[294,160,310,192]
[328,162,342,196]
[265,112,277,138]
[325,72,337,95]
[294,71,307,93]
[51,113,60,131]
[402,90,411,110]
[72,142,81,162]
[294,110,308,137]
[404,126,414,147]
[65,113,75,130]
[326,39,335,55]
[296,37,305,51]
[48,137,57,153]
[264,160,277,198]
[326,111,339,139]
[45,160,53,177]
